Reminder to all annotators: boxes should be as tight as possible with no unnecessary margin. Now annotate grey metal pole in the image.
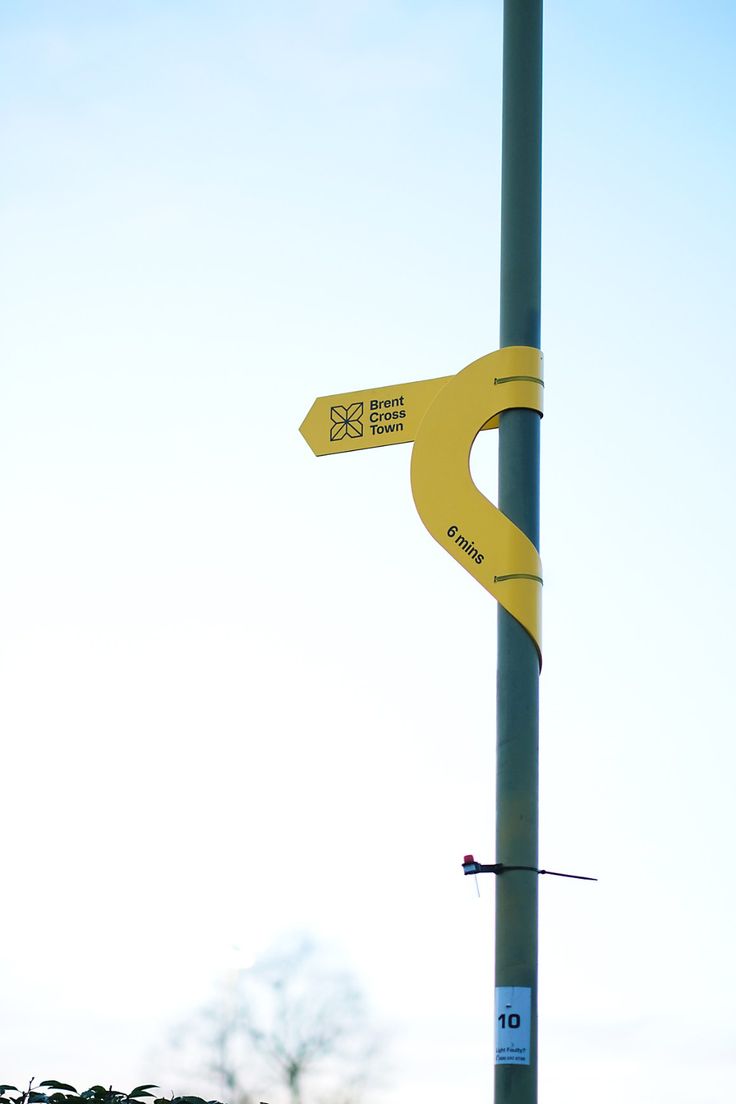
[495,3,543,1104]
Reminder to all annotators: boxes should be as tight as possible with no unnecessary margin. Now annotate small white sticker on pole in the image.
[495,986,531,1065]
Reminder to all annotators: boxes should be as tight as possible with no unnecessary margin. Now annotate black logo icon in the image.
[330,402,364,442]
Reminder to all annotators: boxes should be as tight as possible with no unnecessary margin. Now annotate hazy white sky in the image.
[2,3,735,1102]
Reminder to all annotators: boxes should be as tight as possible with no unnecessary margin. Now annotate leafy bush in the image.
[0,1081,230,1104]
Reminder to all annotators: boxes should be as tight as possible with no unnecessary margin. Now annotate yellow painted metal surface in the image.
[300,376,452,455]
[410,347,544,658]
[300,377,503,456]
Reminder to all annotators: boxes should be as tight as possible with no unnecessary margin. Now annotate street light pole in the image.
[495,3,543,1104]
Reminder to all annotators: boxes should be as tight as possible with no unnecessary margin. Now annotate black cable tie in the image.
[462,855,597,882]
[538,868,597,882]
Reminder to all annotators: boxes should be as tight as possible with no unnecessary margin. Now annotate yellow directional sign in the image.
[300,376,452,456]
[410,346,544,657]
[300,376,504,456]
[299,345,544,657]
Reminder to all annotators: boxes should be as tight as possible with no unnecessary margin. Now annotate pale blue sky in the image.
[1,4,735,1103]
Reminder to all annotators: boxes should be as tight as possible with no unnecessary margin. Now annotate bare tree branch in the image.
[172,938,385,1104]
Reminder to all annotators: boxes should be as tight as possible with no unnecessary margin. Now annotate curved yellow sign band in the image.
[410,346,544,661]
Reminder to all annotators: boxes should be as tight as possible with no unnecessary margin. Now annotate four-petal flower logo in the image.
[330,402,364,442]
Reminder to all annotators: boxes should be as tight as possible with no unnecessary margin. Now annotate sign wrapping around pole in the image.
[410,347,543,657]
[299,346,544,655]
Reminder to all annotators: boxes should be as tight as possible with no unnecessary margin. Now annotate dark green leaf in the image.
[128,1091,157,1100]
[40,1087,77,1095]
[29,1094,49,1102]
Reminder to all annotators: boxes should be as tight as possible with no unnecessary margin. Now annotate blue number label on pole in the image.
[495,987,531,1065]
